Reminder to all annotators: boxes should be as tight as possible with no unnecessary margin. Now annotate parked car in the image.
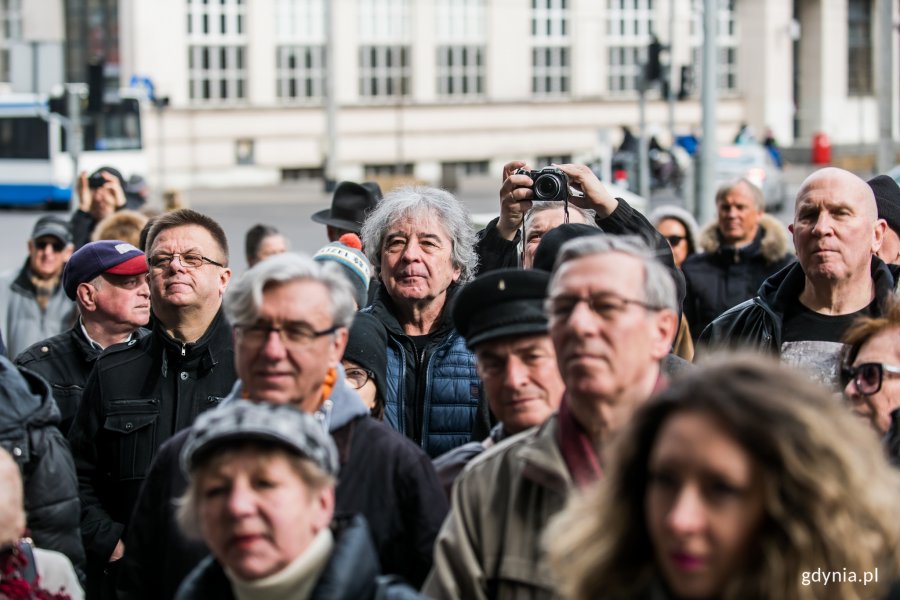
[716,144,786,210]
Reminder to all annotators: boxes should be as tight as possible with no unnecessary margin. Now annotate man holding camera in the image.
[70,167,130,249]
[474,161,679,279]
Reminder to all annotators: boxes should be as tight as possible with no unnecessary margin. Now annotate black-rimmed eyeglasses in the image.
[344,367,374,390]
[235,322,338,349]
[841,362,900,396]
[545,292,663,321]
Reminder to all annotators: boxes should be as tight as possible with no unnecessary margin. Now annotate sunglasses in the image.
[664,234,686,246]
[34,239,65,252]
[841,362,900,396]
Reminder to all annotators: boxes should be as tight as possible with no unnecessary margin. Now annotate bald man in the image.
[700,168,897,390]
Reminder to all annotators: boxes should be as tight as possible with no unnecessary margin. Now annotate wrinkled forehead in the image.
[150,224,224,256]
[795,170,877,219]
[384,209,452,242]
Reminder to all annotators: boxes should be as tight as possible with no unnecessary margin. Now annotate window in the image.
[689,0,738,94]
[536,154,572,166]
[277,46,327,100]
[437,46,484,97]
[0,0,23,83]
[606,0,655,94]
[0,117,49,159]
[847,0,872,96]
[532,0,570,96]
[442,160,490,176]
[364,163,414,177]
[358,0,410,100]
[235,138,254,165]
[359,45,410,98]
[187,0,247,103]
[436,0,485,98]
[275,0,326,101]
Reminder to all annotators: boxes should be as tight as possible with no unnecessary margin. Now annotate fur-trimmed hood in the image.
[697,214,792,263]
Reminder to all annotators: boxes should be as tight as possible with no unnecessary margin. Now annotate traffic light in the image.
[678,65,694,100]
[48,93,67,116]
[87,62,104,113]
[645,36,663,82]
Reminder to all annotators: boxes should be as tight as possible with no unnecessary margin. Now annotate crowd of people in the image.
[1,157,900,600]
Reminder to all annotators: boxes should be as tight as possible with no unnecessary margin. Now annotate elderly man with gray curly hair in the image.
[361,186,489,458]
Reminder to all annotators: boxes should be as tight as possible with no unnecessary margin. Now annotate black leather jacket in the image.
[699,257,900,353]
[67,308,236,566]
[15,325,150,436]
[0,355,85,579]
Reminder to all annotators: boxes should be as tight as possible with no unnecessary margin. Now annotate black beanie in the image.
[532,223,604,272]
[344,313,387,391]
[869,175,900,236]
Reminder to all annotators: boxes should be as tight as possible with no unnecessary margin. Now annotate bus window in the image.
[0,117,50,159]
[85,98,142,151]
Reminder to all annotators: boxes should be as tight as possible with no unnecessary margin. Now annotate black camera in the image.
[88,172,107,189]
[515,167,569,201]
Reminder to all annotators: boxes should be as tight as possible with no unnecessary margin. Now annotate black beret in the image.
[869,175,900,236]
[532,223,604,272]
[452,268,551,349]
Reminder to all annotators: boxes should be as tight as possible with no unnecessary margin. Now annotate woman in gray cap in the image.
[174,400,418,600]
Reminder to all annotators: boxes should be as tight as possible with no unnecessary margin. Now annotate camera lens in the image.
[534,174,561,200]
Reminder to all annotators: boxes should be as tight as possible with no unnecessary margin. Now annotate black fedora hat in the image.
[311,181,383,233]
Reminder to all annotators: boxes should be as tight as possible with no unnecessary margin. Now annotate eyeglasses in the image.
[34,239,65,252]
[149,253,224,271]
[664,235,686,246]
[344,367,374,390]
[545,292,662,322]
[841,362,900,396]
[235,321,338,349]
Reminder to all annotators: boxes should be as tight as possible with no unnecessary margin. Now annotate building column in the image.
[737,0,795,144]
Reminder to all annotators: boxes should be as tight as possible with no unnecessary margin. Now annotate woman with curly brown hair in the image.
[545,353,900,600]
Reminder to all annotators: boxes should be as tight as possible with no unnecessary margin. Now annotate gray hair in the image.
[224,252,356,329]
[715,178,765,210]
[360,186,479,284]
[550,234,678,313]
[524,201,598,235]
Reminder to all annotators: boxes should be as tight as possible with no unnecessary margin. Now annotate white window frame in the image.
[531,0,570,97]
[689,0,738,93]
[358,0,411,101]
[605,0,655,95]
[0,0,23,83]
[435,0,485,99]
[187,0,248,104]
[275,0,326,102]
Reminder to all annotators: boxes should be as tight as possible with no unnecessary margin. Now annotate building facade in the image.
[2,0,898,190]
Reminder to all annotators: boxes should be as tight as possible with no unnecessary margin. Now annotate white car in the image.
[716,144,787,210]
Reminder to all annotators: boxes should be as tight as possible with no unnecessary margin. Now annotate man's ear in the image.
[76,282,98,312]
[330,327,349,367]
[218,268,232,298]
[651,309,679,360]
[872,219,887,254]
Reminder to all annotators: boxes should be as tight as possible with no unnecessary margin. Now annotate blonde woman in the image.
[546,354,900,600]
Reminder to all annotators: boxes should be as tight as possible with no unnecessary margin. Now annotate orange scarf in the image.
[242,368,338,410]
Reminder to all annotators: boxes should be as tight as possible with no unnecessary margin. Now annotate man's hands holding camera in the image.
[496,161,619,240]
[78,170,126,219]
